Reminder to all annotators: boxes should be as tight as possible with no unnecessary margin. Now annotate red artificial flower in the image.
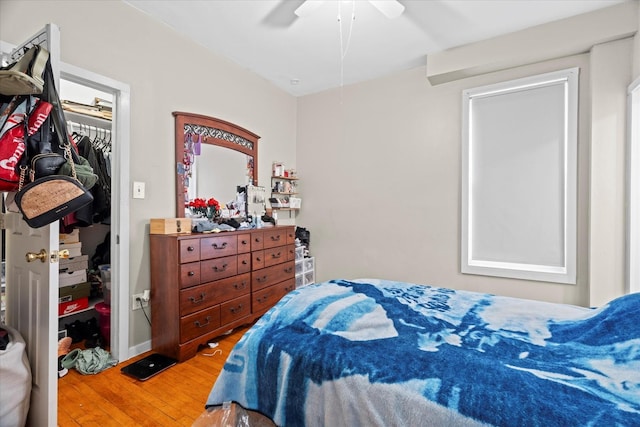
[188,198,207,209]
[207,197,220,209]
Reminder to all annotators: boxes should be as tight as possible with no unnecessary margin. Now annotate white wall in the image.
[297,6,637,308]
[635,4,640,77]
[589,38,634,306]
[0,0,297,347]
[297,54,592,307]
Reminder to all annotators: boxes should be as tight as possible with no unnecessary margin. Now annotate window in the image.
[461,68,579,284]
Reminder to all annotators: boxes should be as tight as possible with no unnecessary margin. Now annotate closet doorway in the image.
[59,63,131,361]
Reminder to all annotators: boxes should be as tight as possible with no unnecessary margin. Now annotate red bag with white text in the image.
[0,95,52,191]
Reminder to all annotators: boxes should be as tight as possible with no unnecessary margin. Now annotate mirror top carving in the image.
[173,111,260,218]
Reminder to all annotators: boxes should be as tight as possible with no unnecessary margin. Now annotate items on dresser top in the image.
[149,217,192,235]
[150,226,296,362]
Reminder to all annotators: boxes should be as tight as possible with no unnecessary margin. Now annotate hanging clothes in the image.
[77,133,111,224]
[60,121,112,231]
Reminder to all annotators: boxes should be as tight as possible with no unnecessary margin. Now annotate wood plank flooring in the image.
[57,325,251,426]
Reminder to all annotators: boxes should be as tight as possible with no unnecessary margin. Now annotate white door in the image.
[2,24,61,427]
[4,213,59,427]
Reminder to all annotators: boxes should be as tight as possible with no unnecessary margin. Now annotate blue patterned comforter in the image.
[206,279,640,426]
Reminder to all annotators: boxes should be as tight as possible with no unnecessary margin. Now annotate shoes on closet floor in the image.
[57,355,68,378]
[58,336,72,357]
[83,317,103,348]
[65,320,84,343]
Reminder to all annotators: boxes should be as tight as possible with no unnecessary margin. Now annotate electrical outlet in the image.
[132,293,149,310]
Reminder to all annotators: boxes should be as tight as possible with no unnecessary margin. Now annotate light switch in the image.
[133,181,145,199]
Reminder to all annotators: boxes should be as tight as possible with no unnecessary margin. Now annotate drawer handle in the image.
[256,275,268,283]
[257,294,269,303]
[284,267,293,274]
[255,237,261,243]
[187,246,195,252]
[241,239,248,245]
[271,252,281,259]
[194,316,211,328]
[212,242,228,249]
[285,285,294,292]
[229,304,243,314]
[213,263,228,272]
[234,281,247,290]
[187,271,195,277]
[270,235,281,242]
[189,293,206,304]
[242,259,248,265]
[256,257,261,262]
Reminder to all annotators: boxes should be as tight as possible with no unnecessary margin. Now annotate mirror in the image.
[173,112,260,217]
[189,144,248,206]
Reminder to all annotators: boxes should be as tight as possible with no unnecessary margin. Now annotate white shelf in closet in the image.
[64,110,111,129]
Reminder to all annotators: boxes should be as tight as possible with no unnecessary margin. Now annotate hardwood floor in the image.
[57,325,251,426]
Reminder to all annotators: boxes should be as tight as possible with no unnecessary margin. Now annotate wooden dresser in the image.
[150,225,296,361]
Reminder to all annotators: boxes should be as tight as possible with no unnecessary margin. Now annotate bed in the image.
[205,278,640,426]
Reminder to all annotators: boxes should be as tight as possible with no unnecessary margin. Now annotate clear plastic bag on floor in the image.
[192,401,275,427]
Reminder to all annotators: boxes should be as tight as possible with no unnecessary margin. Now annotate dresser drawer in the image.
[238,233,251,253]
[179,262,201,289]
[179,239,200,263]
[263,229,287,249]
[264,246,287,268]
[201,235,238,259]
[252,261,295,292]
[201,255,238,283]
[286,228,296,245]
[252,278,296,313]
[180,306,221,343]
[285,244,296,262]
[251,231,264,251]
[238,252,251,274]
[180,273,251,316]
[180,283,215,316]
[252,250,265,271]
[220,294,251,325]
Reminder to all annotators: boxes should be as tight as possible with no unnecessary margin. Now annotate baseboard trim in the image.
[128,340,151,359]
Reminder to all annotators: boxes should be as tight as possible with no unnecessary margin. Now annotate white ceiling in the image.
[124,0,627,97]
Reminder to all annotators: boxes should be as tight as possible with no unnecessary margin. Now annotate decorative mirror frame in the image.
[173,111,260,217]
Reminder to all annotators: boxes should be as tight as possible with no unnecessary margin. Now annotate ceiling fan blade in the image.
[294,0,325,17]
[368,0,405,19]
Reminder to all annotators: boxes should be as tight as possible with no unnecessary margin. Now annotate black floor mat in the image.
[120,353,177,381]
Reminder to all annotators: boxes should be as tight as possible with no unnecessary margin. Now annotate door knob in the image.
[26,249,47,263]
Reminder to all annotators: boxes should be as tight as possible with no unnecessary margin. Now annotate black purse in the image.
[14,174,93,228]
[14,56,93,228]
